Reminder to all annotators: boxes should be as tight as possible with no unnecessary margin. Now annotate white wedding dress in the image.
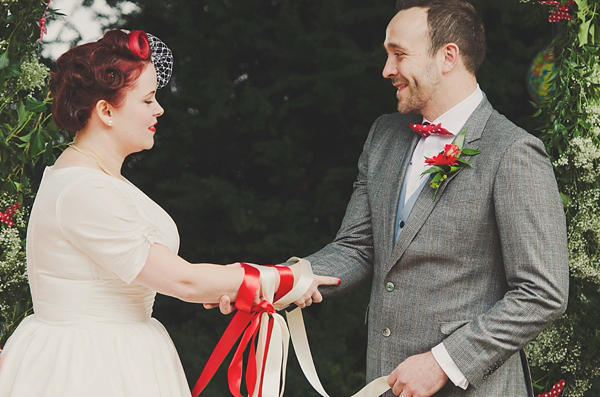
[0,167,192,397]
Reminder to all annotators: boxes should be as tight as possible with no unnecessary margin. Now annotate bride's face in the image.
[110,64,164,154]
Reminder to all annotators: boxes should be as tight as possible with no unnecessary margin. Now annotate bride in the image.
[0,29,338,397]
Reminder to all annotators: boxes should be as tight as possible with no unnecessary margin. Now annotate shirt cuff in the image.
[431,342,469,390]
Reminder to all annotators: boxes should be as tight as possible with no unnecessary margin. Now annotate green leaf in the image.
[561,193,572,208]
[17,101,28,126]
[18,131,33,143]
[456,158,473,166]
[0,51,9,70]
[46,119,60,135]
[431,173,443,183]
[452,129,467,148]
[461,148,481,156]
[421,166,444,175]
[24,97,47,113]
[4,61,22,79]
[579,19,592,46]
[30,127,45,157]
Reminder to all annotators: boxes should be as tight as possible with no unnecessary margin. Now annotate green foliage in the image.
[0,193,28,347]
[0,0,68,195]
[0,0,69,346]
[526,1,600,395]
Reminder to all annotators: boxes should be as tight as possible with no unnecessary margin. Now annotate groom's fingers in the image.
[218,295,235,314]
[293,275,341,307]
[315,275,342,286]
[203,295,235,314]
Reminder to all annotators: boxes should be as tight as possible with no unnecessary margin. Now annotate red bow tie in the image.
[409,122,453,138]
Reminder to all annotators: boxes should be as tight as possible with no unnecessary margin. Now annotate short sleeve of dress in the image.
[56,175,161,284]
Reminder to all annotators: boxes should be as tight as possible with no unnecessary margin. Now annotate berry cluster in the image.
[0,202,21,227]
[538,379,566,397]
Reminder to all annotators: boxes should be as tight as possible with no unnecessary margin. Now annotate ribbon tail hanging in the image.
[286,307,391,397]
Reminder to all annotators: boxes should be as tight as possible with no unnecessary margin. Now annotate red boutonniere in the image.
[421,129,480,201]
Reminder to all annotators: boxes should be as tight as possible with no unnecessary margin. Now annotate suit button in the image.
[399,221,405,228]
[385,282,395,292]
[382,327,391,337]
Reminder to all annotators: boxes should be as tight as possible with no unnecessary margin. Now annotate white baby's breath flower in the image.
[17,57,50,92]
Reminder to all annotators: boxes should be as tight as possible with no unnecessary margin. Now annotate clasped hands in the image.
[203,264,340,313]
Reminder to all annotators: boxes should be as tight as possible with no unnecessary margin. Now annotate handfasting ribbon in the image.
[194,258,390,397]
[192,258,313,397]
[192,263,261,397]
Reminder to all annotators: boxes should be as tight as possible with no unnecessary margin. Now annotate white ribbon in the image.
[246,258,390,397]
[286,307,390,397]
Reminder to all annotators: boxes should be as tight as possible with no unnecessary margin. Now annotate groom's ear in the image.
[440,43,460,74]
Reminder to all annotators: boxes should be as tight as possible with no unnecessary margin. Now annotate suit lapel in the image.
[387,98,494,272]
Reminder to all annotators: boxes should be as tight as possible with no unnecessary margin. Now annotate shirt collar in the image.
[423,85,483,136]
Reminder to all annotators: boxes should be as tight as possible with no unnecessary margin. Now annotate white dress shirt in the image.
[404,85,483,389]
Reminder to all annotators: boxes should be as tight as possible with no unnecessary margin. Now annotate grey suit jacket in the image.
[306,98,569,396]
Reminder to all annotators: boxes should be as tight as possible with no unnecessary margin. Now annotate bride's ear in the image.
[95,100,114,127]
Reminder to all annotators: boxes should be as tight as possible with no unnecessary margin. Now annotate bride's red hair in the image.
[50,30,152,134]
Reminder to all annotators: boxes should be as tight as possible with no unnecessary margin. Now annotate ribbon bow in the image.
[539,1,575,23]
[409,122,453,138]
[0,202,21,227]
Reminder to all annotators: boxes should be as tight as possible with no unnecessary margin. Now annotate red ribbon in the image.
[539,1,575,23]
[192,263,295,397]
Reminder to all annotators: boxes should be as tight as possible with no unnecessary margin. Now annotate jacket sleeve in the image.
[303,117,384,296]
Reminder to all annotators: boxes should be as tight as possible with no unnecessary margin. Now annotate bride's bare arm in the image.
[134,243,306,304]
[134,243,246,303]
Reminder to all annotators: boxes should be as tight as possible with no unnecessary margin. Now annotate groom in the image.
[213,1,569,396]
[298,1,568,396]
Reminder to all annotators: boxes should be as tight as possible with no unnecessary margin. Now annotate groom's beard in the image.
[392,65,439,115]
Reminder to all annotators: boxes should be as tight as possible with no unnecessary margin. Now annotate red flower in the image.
[425,154,458,167]
[444,144,461,158]
[420,128,480,201]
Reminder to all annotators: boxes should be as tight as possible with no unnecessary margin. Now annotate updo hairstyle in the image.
[49,30,152,135]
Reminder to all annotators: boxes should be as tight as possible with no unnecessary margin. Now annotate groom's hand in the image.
[387,351,448,397]
[203,295,235,314]
[293,275,341,308]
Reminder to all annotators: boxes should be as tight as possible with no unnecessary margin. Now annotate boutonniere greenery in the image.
[421,129,481,201]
